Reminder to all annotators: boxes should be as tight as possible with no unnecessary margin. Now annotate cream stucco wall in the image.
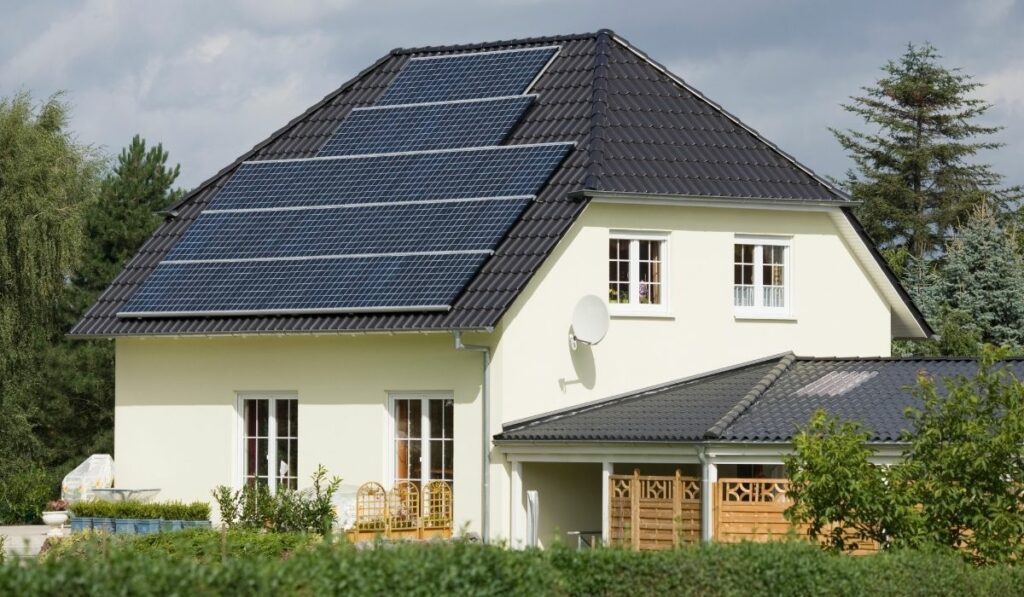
[490,203,892,426]
[114,201,895,541]
[114,333,489,528]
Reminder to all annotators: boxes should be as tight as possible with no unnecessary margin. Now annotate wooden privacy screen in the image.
[348,480,452,541]
[609,470,701,550]
[607,475,879,552]
[714,478,879,553]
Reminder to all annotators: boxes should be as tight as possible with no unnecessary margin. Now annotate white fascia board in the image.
[497,440,906,466]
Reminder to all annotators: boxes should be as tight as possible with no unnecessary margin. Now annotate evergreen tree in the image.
[833,43,1022,258]
[939,208,1024,348]
[36,135,183,471]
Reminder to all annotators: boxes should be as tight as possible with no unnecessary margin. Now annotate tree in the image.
[0,92,100,522]
[785,347,1024,564]
[784,413,914,552]
[902,348,1024,563]
[0,92,99,393]
[833,43,1022,259]
[939,207,1024,348]
[35,135,183,471]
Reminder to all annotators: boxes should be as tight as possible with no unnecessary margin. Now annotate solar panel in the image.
[209,143,572,210]
[318,95,534,157]
[118,252,489,317]
[378,46,558,105]
[166,197,532,261]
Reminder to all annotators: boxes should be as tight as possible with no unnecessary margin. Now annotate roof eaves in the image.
[704,352,795,439]
[839,207,934,338]
[606,32,850,203]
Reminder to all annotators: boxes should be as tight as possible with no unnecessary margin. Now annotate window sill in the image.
[734,312,797,322]
[610,308,675,320]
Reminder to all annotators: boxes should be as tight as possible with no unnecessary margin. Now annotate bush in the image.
[45,529,319,562]
[0,464,59,524]
[69,500,210,521]
[213,465,340,534]
[6,539,1024,595]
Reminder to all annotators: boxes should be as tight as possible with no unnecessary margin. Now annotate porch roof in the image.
[496,354,1024,444]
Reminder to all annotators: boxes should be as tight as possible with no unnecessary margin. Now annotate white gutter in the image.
[454,331,492,543]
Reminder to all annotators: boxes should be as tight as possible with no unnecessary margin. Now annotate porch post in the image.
[700,458,717,543]
[510,459,525,548]
[601,462,613,545]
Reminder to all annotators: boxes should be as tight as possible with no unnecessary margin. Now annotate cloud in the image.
[1,0,1021,190]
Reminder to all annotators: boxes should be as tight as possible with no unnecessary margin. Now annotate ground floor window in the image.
[241,395,298,492]
[391,394,453,488]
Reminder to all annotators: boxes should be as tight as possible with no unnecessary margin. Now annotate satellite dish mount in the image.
[569,295,610,350]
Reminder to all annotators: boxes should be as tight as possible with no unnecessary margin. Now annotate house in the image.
[73,29,940,547]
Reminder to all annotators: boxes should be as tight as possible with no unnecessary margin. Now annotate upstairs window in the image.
[734,237,790,316]
[609,232,668,312]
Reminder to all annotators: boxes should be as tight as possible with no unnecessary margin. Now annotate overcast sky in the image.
[3,0,1022,190]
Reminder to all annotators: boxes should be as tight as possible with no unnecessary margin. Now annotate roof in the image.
[496,354,1024,444]
[72,30,905,338]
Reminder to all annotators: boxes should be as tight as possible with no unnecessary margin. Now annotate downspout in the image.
[454,331,491,543]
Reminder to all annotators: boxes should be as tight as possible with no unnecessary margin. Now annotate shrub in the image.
[214,464,340,534]
[0,464,59,524]
[69,500,210,521]
[9,539,1024,595]
[784,346,1024,563]
[45,529,319,562]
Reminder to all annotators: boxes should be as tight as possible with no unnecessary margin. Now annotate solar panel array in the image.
[209,144,571,211]
[120,45,569,318]
[377,47,558,105]
[318,96,535,156]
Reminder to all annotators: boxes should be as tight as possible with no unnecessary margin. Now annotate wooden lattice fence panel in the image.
[713,478,878,554]
[608,470,701,550]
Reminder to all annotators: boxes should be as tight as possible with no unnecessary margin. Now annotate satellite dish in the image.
[570,295,609,349]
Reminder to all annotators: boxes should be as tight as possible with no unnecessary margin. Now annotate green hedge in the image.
[8,535,1024,596]
[69,500,210,521]
[44,529,319,562]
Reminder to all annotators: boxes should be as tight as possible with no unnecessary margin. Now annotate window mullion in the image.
[268,399,278,494]
[629,239,640,305]
[753,245,764,308]
[420,397,431,487]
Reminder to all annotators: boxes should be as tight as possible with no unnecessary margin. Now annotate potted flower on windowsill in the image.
[41,500,69,537]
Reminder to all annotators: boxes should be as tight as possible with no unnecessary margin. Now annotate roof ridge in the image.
[390,31,602,56]
[584,30,611,190]
[499,352,791,435]
[704,353,796,439]
[606,32,848,202]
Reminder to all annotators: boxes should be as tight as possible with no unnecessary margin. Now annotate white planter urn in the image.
[42,511,69,537]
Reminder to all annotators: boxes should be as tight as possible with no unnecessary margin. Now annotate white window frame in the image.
[608,230,670,316]
[235,392,298,495]
[733,234,793,319]
[386,392,454,488]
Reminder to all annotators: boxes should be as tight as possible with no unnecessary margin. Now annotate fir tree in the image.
[36,135,183,471]
[833,43,1022,258]
[940,207,1024,348]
